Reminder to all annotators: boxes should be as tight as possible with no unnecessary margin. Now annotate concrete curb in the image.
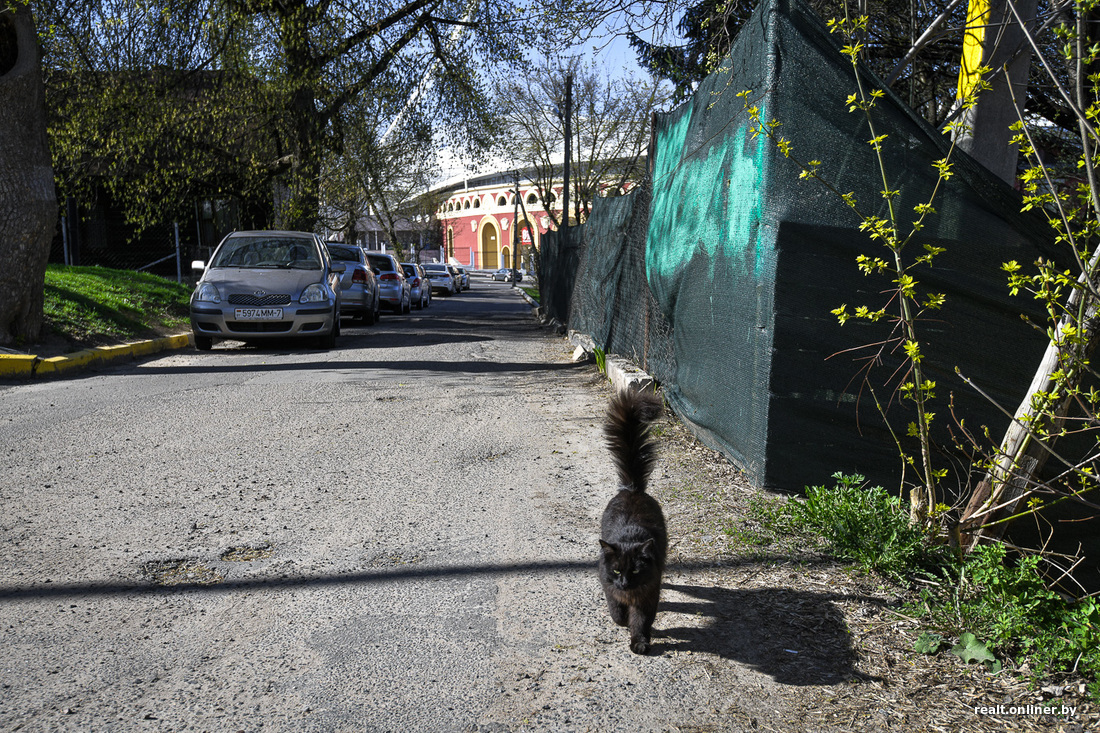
[566,329,657,395]
[515,286,545,318]
[0,333,192,380]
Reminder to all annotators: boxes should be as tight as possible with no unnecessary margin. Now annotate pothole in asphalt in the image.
[221,543,274,562]
[142,559,225,586]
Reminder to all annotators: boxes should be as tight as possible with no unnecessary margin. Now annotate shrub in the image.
[791,472,929,579]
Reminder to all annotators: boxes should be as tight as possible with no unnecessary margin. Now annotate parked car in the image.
[326,242,380,324]
[366,252,411,313]
[492,268,521,282]
[454,266,470,291]
[401,262,431,310]
[190,230,343,350]
[423,263,457,295]
[446,264,464,292]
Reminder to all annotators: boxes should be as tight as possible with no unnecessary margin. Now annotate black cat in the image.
[598,389,667,655]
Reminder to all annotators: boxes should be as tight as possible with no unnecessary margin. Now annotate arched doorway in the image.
[517,217,538,271]
[479,219,500,269]
[501,246,511,269]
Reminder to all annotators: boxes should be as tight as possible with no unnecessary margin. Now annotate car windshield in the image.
[212,236,321,269]
[424,265,446,273]
[326,245,362,262]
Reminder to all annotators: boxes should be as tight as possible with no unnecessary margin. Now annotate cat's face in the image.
[599,539,657,589]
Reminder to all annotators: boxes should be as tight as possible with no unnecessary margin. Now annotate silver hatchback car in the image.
[367,252,411,313]
[190,230,344,350]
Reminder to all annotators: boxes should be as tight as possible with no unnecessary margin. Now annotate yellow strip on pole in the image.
[957,0,991,99]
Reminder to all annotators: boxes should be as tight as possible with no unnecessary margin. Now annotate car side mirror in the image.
[191,260,206,274]
[331,263,346,274]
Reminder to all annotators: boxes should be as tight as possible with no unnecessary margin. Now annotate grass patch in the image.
[520,286,540,302]
[745,472,1100,699]
[41,264,191,348]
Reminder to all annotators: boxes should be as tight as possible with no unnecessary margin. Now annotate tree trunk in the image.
[953,0,1038,184]
[0,5,57,347]
[960,285,1100,549]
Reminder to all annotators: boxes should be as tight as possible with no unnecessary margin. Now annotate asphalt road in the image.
[0,278,789,732]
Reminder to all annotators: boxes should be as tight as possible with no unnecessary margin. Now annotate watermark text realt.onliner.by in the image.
[974,704,1076,717]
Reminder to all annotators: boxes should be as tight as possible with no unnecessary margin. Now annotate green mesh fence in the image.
[544,0,1056,493]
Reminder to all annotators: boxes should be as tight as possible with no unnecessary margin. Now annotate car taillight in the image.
[352,268,368,283]
[380,273,399,281]
[410,277,420,286]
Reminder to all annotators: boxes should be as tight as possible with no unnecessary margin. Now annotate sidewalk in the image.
[0,333,192,379]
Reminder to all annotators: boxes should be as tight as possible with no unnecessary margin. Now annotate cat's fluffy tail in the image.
[604,389,662,493]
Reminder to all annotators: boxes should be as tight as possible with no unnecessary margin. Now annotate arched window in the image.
[473,198,480,208]
[497,195,507,207]
[527,193,538,205]
[463,200,470,209]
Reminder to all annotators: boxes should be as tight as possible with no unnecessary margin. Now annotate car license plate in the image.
[234,308,282,320]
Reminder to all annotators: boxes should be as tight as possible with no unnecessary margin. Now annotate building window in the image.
[473,198,480,208]
[464,200,470,209]
[497,195,507,207]
[527,193,537,205]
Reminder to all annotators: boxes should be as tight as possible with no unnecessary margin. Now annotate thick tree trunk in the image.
[0,5,56,347]
[953,0,1038,184]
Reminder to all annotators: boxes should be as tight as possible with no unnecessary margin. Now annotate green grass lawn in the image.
[41,265,192,348]
[520,286,540,302]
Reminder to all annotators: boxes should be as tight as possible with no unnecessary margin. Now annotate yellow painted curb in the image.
[0,354,38,378]
[0,332,191,380]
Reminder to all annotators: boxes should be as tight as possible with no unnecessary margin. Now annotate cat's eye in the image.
[632,568,641,574]
[612,569,621,576]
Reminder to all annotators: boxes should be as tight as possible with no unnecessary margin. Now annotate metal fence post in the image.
[174,222,182,283]
[61,214,70,266]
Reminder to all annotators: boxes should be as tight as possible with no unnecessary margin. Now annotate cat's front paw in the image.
[629,638,651,655]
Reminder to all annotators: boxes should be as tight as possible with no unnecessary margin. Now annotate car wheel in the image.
[403,294,411,314]
[194,334,212,351]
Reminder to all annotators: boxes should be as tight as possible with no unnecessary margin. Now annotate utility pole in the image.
[562,73,572,229]
[512,169,520,286]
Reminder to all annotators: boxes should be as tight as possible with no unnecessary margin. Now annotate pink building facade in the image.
[434,173,561,271]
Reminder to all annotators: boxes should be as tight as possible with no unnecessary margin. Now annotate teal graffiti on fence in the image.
[646,94,773,294]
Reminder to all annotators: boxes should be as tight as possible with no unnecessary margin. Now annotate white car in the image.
[423,263,457,294]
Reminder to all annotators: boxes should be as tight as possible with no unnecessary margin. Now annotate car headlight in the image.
[299,283,330,304]
[194,282,221,303]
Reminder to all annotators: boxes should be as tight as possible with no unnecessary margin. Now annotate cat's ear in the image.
[599,539,617,553]
[639,538,655,556]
